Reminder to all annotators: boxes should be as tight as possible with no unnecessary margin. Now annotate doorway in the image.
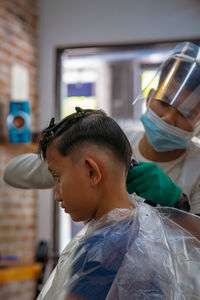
[55,40,196,253]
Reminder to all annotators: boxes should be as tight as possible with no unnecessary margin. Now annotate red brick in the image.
[0,0,39,297]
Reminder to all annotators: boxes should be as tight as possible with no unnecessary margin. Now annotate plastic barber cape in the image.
[37,196,200,300]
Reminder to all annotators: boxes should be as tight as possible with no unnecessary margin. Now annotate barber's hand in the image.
[126,162,182,206]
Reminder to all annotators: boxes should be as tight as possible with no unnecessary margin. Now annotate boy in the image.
[37,107,200,300]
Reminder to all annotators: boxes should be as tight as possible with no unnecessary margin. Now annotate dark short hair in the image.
[38,108,132,173]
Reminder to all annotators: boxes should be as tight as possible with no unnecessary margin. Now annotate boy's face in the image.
[46,141,100,222]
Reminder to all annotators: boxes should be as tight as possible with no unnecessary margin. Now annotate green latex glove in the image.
[126,161,182,206]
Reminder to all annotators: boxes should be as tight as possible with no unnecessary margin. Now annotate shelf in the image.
[0,263,42,284]
[0,143,38,154]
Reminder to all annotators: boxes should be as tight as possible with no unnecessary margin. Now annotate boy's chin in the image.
[70,213,89,223]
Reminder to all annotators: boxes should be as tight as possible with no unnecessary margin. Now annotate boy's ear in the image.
[146,88,156,105]
[85,158,102,186]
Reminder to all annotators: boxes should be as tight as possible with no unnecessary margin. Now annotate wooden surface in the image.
[0,263,42,284]
[0,143,38,154]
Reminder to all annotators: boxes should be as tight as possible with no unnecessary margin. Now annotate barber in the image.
[126,41,200,214]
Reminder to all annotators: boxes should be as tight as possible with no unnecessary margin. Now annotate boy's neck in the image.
[94,185,132,220]
[139,134,186,162]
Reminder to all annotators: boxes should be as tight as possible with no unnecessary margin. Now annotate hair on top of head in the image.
[38,107,132,173]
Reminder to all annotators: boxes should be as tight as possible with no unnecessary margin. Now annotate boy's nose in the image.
[161,106,179,127]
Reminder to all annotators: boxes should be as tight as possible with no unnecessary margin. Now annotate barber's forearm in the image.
[3,153,54,189]
[174,193,190,212]
[187,193,200,215]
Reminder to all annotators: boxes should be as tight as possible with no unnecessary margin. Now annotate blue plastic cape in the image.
[37,196,200,300]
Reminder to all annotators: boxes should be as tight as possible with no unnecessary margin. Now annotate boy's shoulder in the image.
[70,215,139,300]
[75,216,139,262]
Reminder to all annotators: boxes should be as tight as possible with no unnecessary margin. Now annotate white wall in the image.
[37,0,200,246]
[38,0,200,128]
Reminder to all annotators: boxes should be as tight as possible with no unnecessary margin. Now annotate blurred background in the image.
[0,0,200,299]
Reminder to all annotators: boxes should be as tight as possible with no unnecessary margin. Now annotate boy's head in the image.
[38,108,132,221]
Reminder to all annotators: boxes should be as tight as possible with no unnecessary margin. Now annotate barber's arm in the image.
[126,161,190,211]
[3,153,54,189]
[188,178,200,215]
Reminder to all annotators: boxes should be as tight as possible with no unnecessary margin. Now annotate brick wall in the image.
[0,278,36,300]
[0,1,39,299]
[0,0,38,138]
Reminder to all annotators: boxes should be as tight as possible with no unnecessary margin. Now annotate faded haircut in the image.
[38,108,132,174]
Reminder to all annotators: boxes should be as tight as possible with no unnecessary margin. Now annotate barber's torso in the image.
[125,128,200,214]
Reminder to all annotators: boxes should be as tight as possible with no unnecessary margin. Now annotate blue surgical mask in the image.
[140,107,193,152]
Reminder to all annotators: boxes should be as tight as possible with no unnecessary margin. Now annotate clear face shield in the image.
[134,42,200,138]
